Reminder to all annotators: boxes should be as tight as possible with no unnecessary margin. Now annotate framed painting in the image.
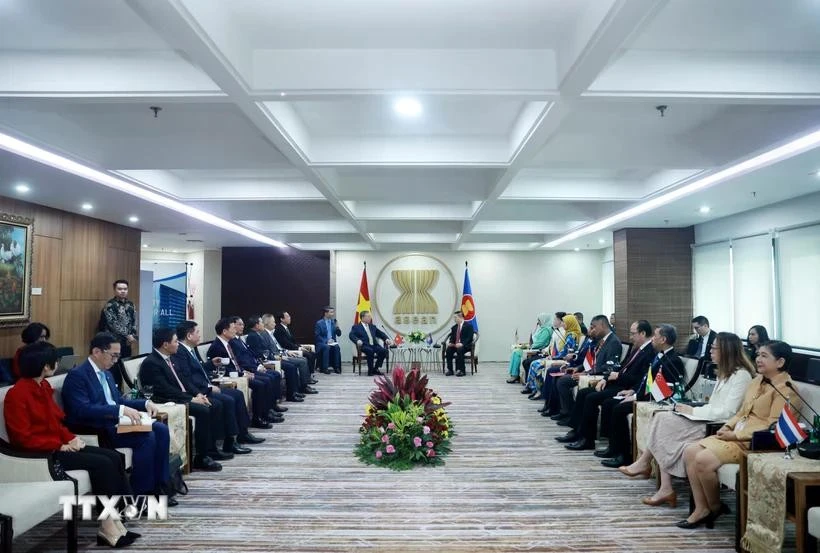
[0,212,33,326]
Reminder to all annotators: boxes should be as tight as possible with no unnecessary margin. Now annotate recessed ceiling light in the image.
[280,92,286,97]
[128,216,139,223]
[80,203,93,211]
[171,250,178,253]
[14,183,29,193]
[394,97,422,117]
[699,206,711,214]
[142,244,149,248]
[573,247,580,252]
[598,238,606,244]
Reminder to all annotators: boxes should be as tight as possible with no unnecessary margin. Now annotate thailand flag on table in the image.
[582,348,594,372]
[650,371,673,402]
[774,404,808,448]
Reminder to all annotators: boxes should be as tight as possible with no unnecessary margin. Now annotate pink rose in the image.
[426,441,434,448]
[375,450,383,459]
[426,449,436,457]
[386,445,396,454]
[413,436,423,448]
[381,434,390,443]
[423,426,431,435]
[387,422,396,430]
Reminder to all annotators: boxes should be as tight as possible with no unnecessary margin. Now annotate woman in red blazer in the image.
[3,341,139,548]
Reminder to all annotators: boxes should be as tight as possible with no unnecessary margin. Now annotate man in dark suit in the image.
[245,315,308,402]
[206,317,282,429]
[228,316,291,409]
[173,320,261,449]
[138,328,226,471]
[557,319,655,451]
[446,311,475,377]
[274,311,317,374]
[349,310,391,376]
[554,315,622,420]
[599,323,687,468]
[262,313,316,391]
[314,306,342,374]
[61,333,173,499]
[686,315,717,361]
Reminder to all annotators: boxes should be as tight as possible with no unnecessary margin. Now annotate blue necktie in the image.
[98,371,116,406]
[326,320,332,340]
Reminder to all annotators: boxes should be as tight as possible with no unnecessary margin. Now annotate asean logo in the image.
[461,295,476,321]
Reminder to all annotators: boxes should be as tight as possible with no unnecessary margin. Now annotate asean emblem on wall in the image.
[373,254,458,338]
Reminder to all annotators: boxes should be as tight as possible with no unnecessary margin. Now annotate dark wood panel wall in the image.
[613,227,695,346]
[0,196,141,357]
[221,247,330,344]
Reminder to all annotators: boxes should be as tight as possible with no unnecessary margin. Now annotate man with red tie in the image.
[138,328,227,471]
[446,311,475,377]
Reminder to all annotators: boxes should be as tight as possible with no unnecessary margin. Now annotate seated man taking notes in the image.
[315,306,342,374]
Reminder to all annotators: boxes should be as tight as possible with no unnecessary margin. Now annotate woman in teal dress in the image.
[506,313,552,383]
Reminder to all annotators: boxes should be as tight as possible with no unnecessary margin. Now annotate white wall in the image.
[334,250,604,362]
[601,247,614,316]
[140,249,223,341]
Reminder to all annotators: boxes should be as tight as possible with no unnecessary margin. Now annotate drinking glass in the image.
[141,385,154,401]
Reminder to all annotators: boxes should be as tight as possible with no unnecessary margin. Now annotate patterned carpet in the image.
[13,363,799,552]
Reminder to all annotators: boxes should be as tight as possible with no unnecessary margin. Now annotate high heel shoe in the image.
[708,502,731,523]
[617,465,651,479]
[641,491,677,508]
[96,532,137,548]
[520,388,532,394]
[506,377,519,384]
[528,394,543,401]
[675,511,715,529]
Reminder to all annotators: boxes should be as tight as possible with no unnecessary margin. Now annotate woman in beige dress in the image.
[678,340,799,529]
[618,332,754,508]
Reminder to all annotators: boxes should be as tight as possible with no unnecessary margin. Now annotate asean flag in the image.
[354,263,371,324]
[460,264,478,332]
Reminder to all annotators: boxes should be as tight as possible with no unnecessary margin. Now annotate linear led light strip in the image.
[543,128,820,248]
[0,132,286,248]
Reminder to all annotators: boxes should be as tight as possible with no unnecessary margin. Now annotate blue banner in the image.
[152,270,187,331]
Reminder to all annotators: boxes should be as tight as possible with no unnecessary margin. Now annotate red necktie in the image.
[225,342,238,366]
[166,358,186,391]
[622,347,641,373]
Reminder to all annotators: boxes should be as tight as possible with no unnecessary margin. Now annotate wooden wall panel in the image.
[0,195,140,358]
[612,227,694,350]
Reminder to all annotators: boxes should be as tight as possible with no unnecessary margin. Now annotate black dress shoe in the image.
[167,496,179,507]
[540,410,552,417]
[594,448,614,458]
[302,387,318,394]
[456,370,466,377]
[97,533,137,548]
[565,439,595,451]
[309,378,319,384]
[369,370,384,376]
[225,443,252,454]
[237,432,265,444]
[125,530,141,540]
[555,431,579,443]
[319,369,331,374]
[333,368,342,374]
[601,455,627,468]
[208,449,234,461]
[251,418,272,429]
[273,404,289,413]
[445,370,454,376]
[266,415,285,423]
[550,413,566,420]
[287,396,305,402]
[520,387,532,394]
[193,456,223,471]
[556,418,572,427]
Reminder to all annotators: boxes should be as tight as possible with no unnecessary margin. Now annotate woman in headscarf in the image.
[523,314,583,399]
[506,313,552,384]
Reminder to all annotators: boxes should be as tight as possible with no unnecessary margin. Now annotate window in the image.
[732,235,774,337]
[777,225,820,347]
[693,242,731,333]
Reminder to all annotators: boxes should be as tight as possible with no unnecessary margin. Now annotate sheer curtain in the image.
[732,235,774,337]
[777,225,820,347]
[693,242,732,333]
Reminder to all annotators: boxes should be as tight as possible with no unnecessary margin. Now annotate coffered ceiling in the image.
[1,0,819,253]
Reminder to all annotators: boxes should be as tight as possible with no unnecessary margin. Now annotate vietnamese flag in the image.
[354,262,371,324]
